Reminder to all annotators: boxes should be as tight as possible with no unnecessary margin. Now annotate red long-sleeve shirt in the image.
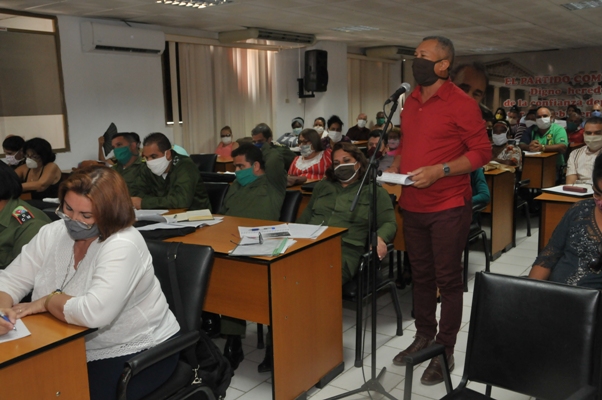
[399,80,491,213]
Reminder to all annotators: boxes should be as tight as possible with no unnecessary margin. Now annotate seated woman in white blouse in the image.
[0,166,180,400]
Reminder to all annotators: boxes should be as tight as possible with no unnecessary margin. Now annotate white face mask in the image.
[328,130,343,143]
[585,135,602,152]
[146,153,170,176]
[4,154,18,165]
[357,119,367,128]
[313,126,324,134]
[492,134,508,146]
[292,128,302,136]
[221,136,232,145]
[536,117,551,130]
[26,158,38,169]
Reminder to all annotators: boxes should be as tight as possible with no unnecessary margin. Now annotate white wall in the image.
[56,15,170,169]
[273,41,349,137]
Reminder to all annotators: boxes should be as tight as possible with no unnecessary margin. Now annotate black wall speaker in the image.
[304,50,328,92]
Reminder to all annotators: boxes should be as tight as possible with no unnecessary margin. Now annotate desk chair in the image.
[257,190,303,349]
[117,241,216,400]
[199,171,236,183]
[402,272,602,400]
[343,244,404,368]
[204,182,229,214]
[463,203,490,292]
[190,153,217,173]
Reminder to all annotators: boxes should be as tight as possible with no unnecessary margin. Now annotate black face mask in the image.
[367,147,383,159]
[412,58,447,87]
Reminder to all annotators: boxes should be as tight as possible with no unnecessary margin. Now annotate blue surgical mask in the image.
[592,111,602,118]
[235,167,258,187]
[292,128,302,136]
[254,142,264,149]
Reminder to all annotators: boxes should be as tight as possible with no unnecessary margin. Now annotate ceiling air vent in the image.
[219,28,315,45]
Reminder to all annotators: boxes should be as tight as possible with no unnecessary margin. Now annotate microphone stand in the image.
[325,98,400,400]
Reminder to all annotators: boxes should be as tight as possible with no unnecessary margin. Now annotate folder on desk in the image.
[230,238,289,257]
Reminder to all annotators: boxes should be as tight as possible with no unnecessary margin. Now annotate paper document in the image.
[377,173,414,186]
[136,217,223,231]
[230,238,293,257]
[42,198,60,204]
[287,223,328,239]
[542,184,593,197]
[0,319,31,343]
[524,151,542,156]
[170,209,213,222]
[238,224,291,239]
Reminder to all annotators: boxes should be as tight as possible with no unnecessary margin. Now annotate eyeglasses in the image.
[298,140,310,145]
[55,208,94,230]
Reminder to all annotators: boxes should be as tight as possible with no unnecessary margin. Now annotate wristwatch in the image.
[442,163,450,176]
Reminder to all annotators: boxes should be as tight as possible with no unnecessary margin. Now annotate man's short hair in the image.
[423,35,455,68]
[585,116,602,126]
[143,132,171,152]
[232,144,265,170]
[112,132,137,144]
[251,123,273,140]
[0,161,23,200]
[370,129,387,145]
[450,61,489,87]
[2,135,25,152]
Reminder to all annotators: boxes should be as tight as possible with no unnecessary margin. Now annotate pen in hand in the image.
[0,312,16,331]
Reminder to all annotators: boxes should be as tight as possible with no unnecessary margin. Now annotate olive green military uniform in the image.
[0,198,51,269]
[272,142,296,171]
[298,179,397,284]
[219,174,286,336]
[131,151,211,211]
[260,144,288,193]
[111,156,145,195]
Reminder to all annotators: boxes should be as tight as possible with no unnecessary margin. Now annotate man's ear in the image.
[252,161,261,175]
[165,149,172,161]
[438,59,450,75]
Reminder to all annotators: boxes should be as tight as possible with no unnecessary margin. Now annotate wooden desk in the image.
[483,170,515,259]
[167,216,346,400]
[522,152,557,188]
[536,192,584,251]
[0,314,93,399]
[351,140,367,148]
[215,156,234,172]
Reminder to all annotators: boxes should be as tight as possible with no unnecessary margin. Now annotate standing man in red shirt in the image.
[391,36,491,385]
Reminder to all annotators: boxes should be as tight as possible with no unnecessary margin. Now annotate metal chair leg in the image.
[257,324,264,349]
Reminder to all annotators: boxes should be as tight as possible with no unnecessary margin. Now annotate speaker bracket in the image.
[297,78,315,99]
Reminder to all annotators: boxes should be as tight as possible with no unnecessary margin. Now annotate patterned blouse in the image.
[287,150,332,180]
[533,199,602,289]
[494,144,522,170]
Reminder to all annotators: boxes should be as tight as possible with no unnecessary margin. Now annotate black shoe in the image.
[201,312,221,339]
[257,345,272,373]
[223,335,244,370]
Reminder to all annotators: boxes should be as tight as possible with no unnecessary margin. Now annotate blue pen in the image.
[0,312,16,331]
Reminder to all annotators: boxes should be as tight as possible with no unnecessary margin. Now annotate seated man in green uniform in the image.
[110,132,144,193]
[218,144,286,373]
[130,132,211,211]
[0,162,51,269]
[251,123,297,175]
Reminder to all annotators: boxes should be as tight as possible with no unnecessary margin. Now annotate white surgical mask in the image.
[146,153,170,176]
[300,144,313,157]
[292,128,302,136]
[26,158,38,169]
[585,135,602,152]
[524,120,536,128]
[314,126,324,134]
[536,117,551,130]
[357,119,367,128]
[221,136,232,145]
[492,134,508,146]
[508,117,517,125]
[328,130,343,143]
[4,154,18,166]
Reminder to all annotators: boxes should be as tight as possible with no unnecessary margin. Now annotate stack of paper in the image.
[377,173,414,185]
[170,209,213,222]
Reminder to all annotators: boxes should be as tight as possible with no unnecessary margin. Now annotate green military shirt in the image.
[111,156,145,195]
[260,144,288,194]
[131,151,211,211]
[0,198,51,269]
[219,174,284,221]
[272,142,297,171]
[298,179,397,283]
[531,123,569,167]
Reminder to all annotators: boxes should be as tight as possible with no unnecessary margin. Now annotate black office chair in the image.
[462,203,490,292]
[200,171,236,183]
[343,244,404,368]
[402,272,602,400]
[204,182,229,214]
[117,241,216,400]
[190,154,218,173]
[257,190,303,348]
[513,175,532,247]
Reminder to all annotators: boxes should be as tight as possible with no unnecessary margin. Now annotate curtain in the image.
[347,58,392,128]
[177,43,274,154]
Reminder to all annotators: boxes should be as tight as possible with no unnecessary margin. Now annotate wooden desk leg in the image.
[0,337,90,399]
[270,236,344,399]
[490,172,515,260]
[538,200,572,252]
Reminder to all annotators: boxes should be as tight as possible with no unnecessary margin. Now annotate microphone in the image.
[385,82,411,105]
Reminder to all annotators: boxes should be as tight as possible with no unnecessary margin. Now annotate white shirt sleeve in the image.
[63,235,148,328]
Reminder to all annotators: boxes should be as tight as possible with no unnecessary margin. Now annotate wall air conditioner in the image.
[365,46,415,60]
[81,22,165,55]
[219,28,316,45]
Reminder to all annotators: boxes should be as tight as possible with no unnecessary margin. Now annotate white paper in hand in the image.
[377,173,414,185]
